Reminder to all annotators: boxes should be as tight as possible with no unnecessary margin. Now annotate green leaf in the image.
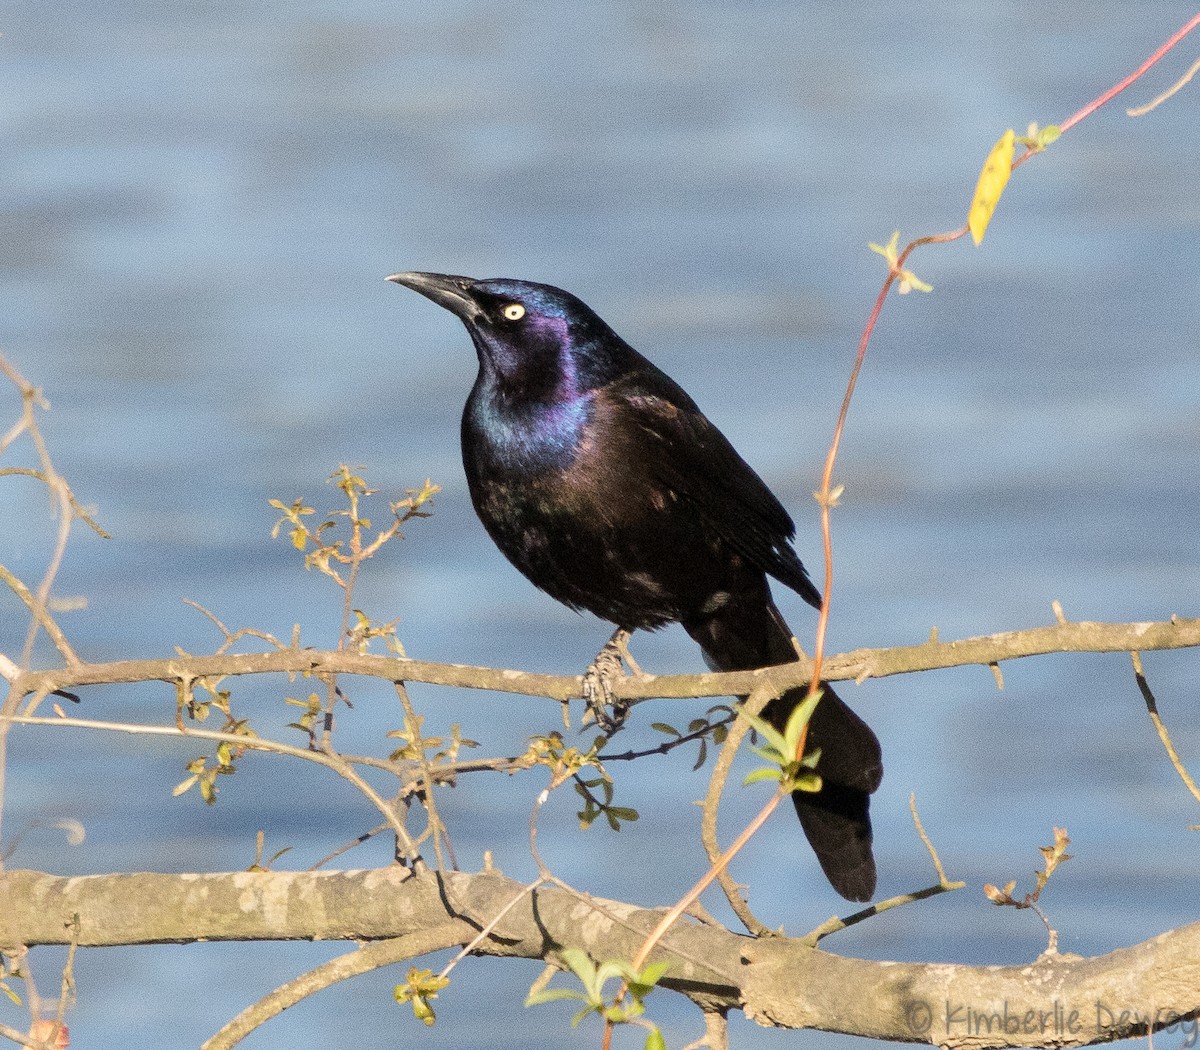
[559,948,598,995]
[645,1026,667,1050]
[572,1003,601,1027]
[650,722,680,737]
[527,950,667,1034]
[393,966,449,1027]
[781,689,822,757]
[743,767,783,787]
[743,691,825,789]
[791,769,822,794]
[593,959,631,989]
[748,741,783,765]
[605,1000,645,1022]
[628,961,670,998]
[740,711,787,755]
[524,988,590,1008]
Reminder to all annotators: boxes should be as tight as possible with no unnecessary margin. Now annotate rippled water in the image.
[2,3,1198,1047]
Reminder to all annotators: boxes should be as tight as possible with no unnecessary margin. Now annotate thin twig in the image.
[179,599,290,656]
[0,468,108,538]
[435,876,545,981]
[54,916,79,1036]
[1127,54,1200,116]
[1131,652,1200,808]
[700,683,779,936]
[200,925,468,1050]
[525,761,722,980]
[394,681,456,871]
[1056,12,1200,135]
[802,882,963,945]
[599,712,735,763]
[20,452,74,675]
[632,782,785,972]
[815,5,1200,708]
[802,794,964,944]
[305,823,389,870]
[0,567,79,668]
[909,792,958,888]
[0,356,98,862]
[2,713,424,861]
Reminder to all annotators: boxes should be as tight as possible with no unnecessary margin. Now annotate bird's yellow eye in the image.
[502,303,525,321]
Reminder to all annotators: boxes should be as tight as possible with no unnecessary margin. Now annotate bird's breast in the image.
[464,385,594,476]
[461,386,602,558]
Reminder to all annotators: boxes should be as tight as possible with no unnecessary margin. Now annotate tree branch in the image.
[1,868,1196,1050]
[6,616,1200,712]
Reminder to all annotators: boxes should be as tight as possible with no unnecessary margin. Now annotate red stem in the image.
[1061,11,1200,135]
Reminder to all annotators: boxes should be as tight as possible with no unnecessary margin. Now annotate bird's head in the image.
[386,272,625,399]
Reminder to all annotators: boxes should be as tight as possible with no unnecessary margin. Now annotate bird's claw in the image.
[582,629,634,732]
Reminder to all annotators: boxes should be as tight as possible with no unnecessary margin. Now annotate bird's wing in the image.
[604,369,822,607]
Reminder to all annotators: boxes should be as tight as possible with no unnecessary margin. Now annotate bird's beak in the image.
[385,271,484,323]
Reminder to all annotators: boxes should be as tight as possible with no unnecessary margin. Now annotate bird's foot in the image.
[582,628,635,732]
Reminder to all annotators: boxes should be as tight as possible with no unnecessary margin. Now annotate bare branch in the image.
[700,683,778,937]
[7,616,1199,715]
[1131,653,1200,810]
[1126,54,1200,115]
[803,795,965,945]
[1,713,424,862]
[1,868,1197,1050]
[0,567,79,669]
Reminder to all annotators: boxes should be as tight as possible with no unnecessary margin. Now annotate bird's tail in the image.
[682,591,882,902]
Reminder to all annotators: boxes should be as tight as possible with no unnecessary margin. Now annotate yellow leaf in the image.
[968,128,1015,245]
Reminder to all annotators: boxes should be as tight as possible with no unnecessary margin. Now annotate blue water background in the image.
[1,2,1198,1047]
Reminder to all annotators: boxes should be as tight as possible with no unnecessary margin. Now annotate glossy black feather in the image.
[388,271,883,900]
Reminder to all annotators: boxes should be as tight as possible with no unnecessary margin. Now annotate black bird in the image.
[387,271,883,901]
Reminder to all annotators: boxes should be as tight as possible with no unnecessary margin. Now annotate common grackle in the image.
[387,272,883,901]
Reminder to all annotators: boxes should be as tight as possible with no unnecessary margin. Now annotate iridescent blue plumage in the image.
[387,271,883,901]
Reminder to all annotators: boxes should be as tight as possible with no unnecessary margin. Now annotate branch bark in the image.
[1,867,1196,1050]
[7,615,1200,709]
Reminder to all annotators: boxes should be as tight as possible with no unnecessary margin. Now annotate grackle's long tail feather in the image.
[682,592,882,902]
